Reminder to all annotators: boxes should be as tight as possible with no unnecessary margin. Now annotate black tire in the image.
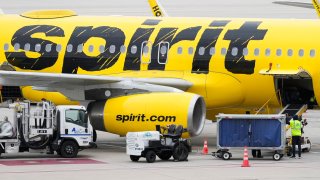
[130,155,140,162]
[59,140,79,158]
[222,152,231,160]
[158,151,172,160]
[146,150,156,163]
[93,129,97,142]
[173,144,189,161]
[273,153,281,161]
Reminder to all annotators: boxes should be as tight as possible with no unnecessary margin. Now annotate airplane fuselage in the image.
[1,12,319,118]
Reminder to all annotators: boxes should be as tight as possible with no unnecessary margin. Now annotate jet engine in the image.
[87,92,206,137]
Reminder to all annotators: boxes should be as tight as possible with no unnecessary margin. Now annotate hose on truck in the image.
[18,116,50,149]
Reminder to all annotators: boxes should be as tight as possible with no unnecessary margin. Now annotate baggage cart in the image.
[213,114,286,161]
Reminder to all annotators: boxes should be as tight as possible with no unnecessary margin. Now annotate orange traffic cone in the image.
[202,139,208,155]
[241,146,250,167]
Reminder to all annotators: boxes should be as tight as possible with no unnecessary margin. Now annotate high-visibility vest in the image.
[290,120,302,136]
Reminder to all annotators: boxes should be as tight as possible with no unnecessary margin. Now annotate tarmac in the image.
[0,0,320,179]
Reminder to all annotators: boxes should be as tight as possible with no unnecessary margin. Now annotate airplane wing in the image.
[0,71,192,100]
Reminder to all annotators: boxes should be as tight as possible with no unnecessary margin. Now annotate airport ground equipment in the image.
[212,114,286,161]
[126,125,190,163]
[0,100,95,158]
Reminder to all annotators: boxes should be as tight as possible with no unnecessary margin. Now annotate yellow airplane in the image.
[0,2,317,137]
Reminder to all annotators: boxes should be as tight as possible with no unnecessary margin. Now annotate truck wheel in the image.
[130,155,140,162]
[146,150,156,163]
[93,129,97,142]
[60,140,79,158]
[173,144,189,161]
[158,151,172,160]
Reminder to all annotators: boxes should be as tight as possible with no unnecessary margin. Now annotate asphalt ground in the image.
[0,0,320,179]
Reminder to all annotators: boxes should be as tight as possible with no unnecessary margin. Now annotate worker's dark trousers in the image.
[292,136,301,157]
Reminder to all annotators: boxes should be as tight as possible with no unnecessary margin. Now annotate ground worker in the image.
[290,115,302,159]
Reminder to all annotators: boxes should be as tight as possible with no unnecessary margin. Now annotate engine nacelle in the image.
[87,92,206,137]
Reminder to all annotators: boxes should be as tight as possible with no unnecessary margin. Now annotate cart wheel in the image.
[130,155,140,162]
[173,144,189,161]
[222,152,231,160]
[273,153,281,161]
[146,150,156,163]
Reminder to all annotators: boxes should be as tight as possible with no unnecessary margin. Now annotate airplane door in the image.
[158,42,170,65]
[141,41,152,64]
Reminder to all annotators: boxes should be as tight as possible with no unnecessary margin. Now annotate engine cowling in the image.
[87,92,206,137]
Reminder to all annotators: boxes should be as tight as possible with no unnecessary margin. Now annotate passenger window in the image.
[199,47,205,56]
[299,49,304,57]
[188,47,194,55]
[120,45,126,53]
[56,44,62,52]
[35,44,41,52]
[265,48,271,56]
[243,48,248,56]
[231,47,238,56]
[310,49,316,57]
[142,45,149,56]
[88,45,94,53]
[209,47,215,55]
[4,43,9,51]
[131,45,137,54]
[276,49,282,56]
[99,45,105,53]
[221,48,227,55]
[177,47,183,54]
[109,45,116,54]
[14,43,20,51]
[77,44,83,53]
[67,44,73,53]
[160,45,167,55]
[24,43,31,51]
[287,49,293,57]
[45,44,52,52]
[254,48,260,56]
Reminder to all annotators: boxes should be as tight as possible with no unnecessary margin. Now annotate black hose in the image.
[18,116,50,149]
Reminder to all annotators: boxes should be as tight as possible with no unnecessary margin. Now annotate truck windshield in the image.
[65,109,87,128]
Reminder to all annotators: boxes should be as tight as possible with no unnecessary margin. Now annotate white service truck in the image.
[0,100,95,158]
